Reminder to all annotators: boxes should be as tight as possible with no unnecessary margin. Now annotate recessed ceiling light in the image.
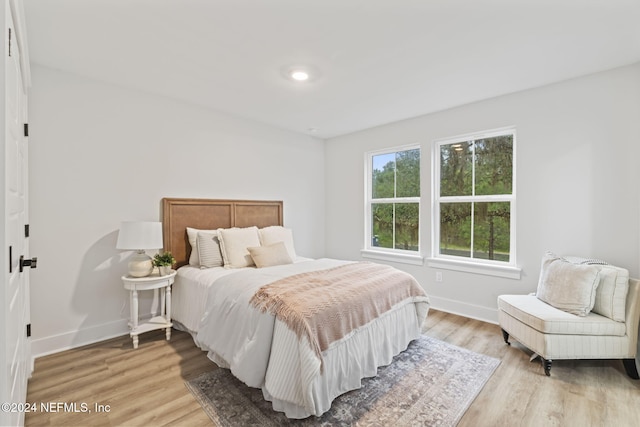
[290,70,310,81]
[282,65,319,83]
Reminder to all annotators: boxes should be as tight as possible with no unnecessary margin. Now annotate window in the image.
[364,146,421,260]
[433,128,516,268]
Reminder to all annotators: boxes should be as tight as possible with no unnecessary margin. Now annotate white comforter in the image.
[192,258,430,418]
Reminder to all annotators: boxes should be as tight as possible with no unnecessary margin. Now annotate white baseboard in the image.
[30,318,130,361]
[428,295,499,325]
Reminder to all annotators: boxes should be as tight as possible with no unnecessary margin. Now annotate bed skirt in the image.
[209,301,424,418]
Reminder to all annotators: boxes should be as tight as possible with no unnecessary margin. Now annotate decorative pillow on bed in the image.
[186,227,218,267]
[535,252,601,316]
[259,226,297,260]
[247,242,293,268]
[217,226,261,268]
[196,231,224,269]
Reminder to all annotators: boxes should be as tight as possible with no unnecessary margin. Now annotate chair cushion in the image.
[498,294,626,337]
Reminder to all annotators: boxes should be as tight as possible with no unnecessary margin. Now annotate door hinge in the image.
[8,28,11,57]
[25,224,29,238]
[24,123,29,137]
[26,324,31,338]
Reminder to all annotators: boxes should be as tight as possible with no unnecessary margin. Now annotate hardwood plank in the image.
[25,310,640,426]
[26,330,212,427]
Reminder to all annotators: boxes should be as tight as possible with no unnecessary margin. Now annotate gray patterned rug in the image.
[185,335,499,426]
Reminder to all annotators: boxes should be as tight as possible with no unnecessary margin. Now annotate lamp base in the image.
[128,251,154,277]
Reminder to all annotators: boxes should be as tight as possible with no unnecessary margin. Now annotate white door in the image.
[1,1,31,426]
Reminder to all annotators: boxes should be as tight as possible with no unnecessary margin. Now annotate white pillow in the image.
[217,226,261,268]
[536,252,600,316]
[591,265,629,322]
[196,231,223,269]
[561,256,629,322]
[247,242,293,268]
[259,226,297,260]
[186,227,217,267]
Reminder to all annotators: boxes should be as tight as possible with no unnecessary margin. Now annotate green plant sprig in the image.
[153,251,176,267]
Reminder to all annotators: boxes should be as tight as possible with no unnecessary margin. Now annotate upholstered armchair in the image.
[497,253,640,378]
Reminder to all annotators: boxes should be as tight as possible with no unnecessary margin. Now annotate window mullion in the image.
[471,140,476,198]
[470,202,474,259]
[470,140,475,259]
[393,154,397,198]
[392,203,396,250]
[372,197,419,203]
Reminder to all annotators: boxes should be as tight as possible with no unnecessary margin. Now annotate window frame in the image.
[362,144,423,265]
[429,127,520,278]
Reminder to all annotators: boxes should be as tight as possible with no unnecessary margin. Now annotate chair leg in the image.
[542,357,552,376]
[622,359,640,380]
[501,329,510,345]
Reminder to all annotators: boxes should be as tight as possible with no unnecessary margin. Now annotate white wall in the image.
[28,65,326,357]
[28,62,640,357]
[325,63,640,323]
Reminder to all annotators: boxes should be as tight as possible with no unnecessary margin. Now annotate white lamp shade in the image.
[116,221,163,250]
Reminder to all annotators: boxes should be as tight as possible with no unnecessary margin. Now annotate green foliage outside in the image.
[440,141,472,197]
[371,149,420,251]
[440,136,512,197]
[369,137,512,259]
[474,136,513,196]
[439,135,513,261]
[439,202,510,261]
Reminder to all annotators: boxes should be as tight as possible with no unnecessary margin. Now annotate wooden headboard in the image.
[161,198,283,268]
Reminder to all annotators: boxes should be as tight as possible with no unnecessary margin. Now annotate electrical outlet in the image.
[436,271,443,282]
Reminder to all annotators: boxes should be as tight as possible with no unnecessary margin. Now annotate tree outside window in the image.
[436,130,515,264]
[367,147,420,253]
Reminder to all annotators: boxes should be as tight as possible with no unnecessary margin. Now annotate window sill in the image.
[361,249,424,266]
[427,257,521,279]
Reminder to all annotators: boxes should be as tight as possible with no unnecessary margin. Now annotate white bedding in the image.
[173,258,430,418]
[172,257,312,333]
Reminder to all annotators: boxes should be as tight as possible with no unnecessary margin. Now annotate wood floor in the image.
[25,309,640,426]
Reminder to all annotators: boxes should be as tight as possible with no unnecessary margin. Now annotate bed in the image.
[161,197,430,418]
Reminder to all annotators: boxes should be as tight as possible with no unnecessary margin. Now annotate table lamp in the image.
[116,221,163,277]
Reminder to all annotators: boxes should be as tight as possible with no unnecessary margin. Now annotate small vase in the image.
[158,266,171,276]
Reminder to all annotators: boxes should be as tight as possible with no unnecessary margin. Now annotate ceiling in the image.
[23,0,640,139]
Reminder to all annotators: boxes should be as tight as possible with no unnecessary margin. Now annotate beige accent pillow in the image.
[186,227,217,267]
[196,231,223,269]
[536,252,600,316]
[259,226,297,259]
[217,227,261,268]
[560,256,629,322]
[591,265,629,322]
[247,242,293,268]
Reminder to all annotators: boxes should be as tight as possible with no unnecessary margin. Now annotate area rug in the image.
[185,335,500,426]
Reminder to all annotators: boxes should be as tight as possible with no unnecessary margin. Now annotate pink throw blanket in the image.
[250,262,428,363]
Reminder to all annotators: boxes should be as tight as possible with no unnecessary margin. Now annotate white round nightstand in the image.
[122,270,177,349]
